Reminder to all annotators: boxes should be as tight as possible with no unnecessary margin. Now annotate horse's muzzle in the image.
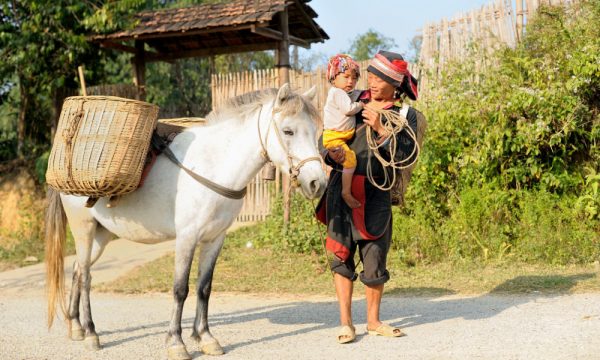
[301,177,326,199]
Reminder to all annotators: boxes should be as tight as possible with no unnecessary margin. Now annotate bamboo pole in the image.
[77,65,87,97]
[516,0,524,42]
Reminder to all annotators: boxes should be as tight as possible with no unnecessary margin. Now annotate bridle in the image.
[257,100,322,188]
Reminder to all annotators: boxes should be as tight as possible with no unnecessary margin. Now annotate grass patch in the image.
[98,225,600,296]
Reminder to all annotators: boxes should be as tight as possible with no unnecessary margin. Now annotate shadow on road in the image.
[99,272,595,353]
[386,273,596,329]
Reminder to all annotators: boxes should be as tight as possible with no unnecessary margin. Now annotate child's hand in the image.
[327,147,346,165]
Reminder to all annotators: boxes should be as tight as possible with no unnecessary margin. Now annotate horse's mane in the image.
[206,88,319,124]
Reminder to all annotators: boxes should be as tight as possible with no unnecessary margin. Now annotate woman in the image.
[316,50,420,344]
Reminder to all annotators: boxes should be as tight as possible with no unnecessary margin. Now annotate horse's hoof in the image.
[167,345,192,360]
[69,324,84,341]
[200,340,224,355]
[84,335,101,351]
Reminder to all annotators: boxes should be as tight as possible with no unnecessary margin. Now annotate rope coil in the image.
[365,105,420,191]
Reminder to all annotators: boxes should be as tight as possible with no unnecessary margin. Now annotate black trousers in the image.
[330,223,391,286]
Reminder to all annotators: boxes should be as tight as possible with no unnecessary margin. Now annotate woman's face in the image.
[367,72,395,101]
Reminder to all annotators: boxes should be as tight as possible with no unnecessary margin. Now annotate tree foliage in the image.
[347,28,397,61]
[391,1,600,264]
[0,0,274,162]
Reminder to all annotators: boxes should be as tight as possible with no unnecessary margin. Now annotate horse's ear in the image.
[302,86,317,101]
[275,83,291,108]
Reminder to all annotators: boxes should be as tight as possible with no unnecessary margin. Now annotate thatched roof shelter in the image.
[93,0,328,62]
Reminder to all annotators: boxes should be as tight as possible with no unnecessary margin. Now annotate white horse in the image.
[45,84,327,360]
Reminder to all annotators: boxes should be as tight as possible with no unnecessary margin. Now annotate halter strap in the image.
[259,101,322,187]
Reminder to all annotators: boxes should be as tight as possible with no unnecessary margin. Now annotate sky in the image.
[300,0,493,62]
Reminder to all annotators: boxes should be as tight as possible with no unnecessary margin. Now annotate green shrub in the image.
[231,194,325,255]
[515,190,599,264]
[392,187,599,265]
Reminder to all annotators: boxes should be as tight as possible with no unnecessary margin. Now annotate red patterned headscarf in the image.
[367,50,418,100]
[326,54,360,83]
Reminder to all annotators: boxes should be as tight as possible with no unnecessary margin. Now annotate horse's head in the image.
[262,84,326,199]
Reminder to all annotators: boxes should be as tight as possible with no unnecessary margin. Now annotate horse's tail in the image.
[45,187,68,328]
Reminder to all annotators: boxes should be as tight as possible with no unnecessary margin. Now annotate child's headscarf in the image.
[326,54,360,83]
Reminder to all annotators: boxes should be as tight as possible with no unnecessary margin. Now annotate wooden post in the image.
[277,8,291,84]
[277,7,291,224]
[516,0,524,42]
[133,40,146,100]
[292,45,299,70]
[16,79,27,159]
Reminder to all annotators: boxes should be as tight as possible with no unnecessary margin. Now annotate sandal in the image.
[337,325,356,344]
[367,323,405,337]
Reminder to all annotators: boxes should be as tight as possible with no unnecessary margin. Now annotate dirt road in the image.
[1,290,599,360]
[1,235,599,359]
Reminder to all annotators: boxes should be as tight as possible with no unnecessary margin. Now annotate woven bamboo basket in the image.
[46,96,159,197]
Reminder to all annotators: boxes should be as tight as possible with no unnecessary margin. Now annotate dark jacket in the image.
[316,90,419,261]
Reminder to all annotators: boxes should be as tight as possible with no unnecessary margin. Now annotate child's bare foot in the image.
[342,192,361,208]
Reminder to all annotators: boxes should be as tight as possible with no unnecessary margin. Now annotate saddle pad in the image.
[138,122,187,188]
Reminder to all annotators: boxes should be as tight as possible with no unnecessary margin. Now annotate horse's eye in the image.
[283,129,294,136]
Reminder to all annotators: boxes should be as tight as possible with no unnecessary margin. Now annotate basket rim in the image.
[64,95,159,109]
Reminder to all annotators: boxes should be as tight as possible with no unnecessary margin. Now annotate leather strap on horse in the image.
[151,134,247,200]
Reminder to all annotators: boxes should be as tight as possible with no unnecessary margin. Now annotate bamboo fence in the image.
[211,60,419,121]
[235,179,276,223]
[418,0,579,91]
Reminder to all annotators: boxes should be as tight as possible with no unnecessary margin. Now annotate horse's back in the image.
[61,152,241,244]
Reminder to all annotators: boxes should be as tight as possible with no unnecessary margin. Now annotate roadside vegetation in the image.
[229,2,600,268]
[99,209,600,295]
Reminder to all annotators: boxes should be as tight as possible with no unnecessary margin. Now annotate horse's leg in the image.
[191,233,226,355]
[166,236,197,360]
[68,261,83,341]
[68,225,112,343]
[66,215,109,351]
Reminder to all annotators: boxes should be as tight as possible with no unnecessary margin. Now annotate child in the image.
[323,54,363,209]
